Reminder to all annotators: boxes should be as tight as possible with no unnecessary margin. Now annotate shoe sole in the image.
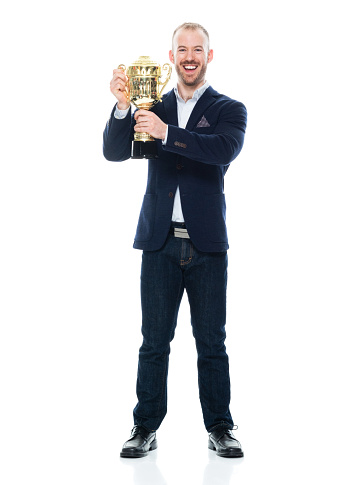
[208,439,244,458]
[120,439,157,458]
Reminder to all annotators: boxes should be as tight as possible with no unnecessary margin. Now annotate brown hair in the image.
[172,22,210,52]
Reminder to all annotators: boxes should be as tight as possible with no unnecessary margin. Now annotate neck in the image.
[177,80,206,102]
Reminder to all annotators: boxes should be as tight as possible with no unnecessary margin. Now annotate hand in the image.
[110,68,130,110]
[134,110,168,140]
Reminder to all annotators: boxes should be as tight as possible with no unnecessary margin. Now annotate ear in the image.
[169,50,174,63]
[207,49,214,64]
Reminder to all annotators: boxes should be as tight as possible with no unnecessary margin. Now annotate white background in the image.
[1,1,355,484]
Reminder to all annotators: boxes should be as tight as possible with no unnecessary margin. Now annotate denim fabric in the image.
[133,225,234,432]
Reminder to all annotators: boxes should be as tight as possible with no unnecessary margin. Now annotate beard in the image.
[175,61,208,87]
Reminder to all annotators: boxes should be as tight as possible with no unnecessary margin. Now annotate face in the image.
[169,28,213,88]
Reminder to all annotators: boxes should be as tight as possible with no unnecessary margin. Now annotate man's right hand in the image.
[110,68,130,110]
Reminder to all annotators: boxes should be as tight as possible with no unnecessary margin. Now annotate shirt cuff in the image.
[114,105,130,119]
[162,125,169,145]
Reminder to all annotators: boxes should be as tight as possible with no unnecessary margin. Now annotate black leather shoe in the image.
[120,425,157,458]
[208,426,244,458]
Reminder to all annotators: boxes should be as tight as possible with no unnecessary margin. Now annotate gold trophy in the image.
[118,56,172,159]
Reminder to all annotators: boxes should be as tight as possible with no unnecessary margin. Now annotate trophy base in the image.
[131,140,158,159]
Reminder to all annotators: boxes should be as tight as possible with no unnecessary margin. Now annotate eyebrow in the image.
[177,45,204,49]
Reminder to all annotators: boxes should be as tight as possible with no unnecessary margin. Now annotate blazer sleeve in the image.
[103,104,134,161]
[161,101,247,166]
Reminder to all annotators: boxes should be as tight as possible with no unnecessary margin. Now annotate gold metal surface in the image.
[118,56,172,142]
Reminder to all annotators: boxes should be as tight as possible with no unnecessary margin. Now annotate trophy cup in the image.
[118,56,172,159]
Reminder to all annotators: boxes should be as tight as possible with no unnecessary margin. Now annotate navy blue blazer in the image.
[103,86,247,252]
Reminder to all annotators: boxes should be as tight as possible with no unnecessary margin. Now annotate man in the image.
[103,22,247,458]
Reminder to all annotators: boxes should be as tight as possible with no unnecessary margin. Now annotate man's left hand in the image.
[134,110,167,140]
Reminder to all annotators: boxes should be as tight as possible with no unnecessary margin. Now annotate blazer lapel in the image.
[161,86,218,129]
[185,86,218,131]
[162,89,178,126]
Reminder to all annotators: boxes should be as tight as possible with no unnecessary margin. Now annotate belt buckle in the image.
[174,227,190,239]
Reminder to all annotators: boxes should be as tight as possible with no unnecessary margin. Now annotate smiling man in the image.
[171,26,212,88]
[103,22,247,458]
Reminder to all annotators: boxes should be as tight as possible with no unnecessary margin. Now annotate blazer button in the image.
[169,192,174,198]
[176,163,183,170]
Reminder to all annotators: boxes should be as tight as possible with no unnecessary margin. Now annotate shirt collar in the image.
[174,81,210,102]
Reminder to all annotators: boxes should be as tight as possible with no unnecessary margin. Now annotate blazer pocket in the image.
[134,194,157,242]
[204,193,228,243]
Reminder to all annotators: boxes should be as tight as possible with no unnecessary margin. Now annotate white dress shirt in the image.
[114,81,210,222]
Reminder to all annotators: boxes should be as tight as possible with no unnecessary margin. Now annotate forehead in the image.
[174,28,208,49]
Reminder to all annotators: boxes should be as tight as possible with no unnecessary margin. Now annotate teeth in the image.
[184,66,197,70]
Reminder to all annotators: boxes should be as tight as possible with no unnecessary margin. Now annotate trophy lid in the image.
[132,56,158,66]
[127,56,162,77]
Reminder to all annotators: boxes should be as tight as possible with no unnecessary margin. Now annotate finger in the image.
[134,109,149,120]
[115,79,127,90]
[134,115,150,126]
[111,79,127,94]
[137,120,150,128]
[112,70,127,83]
[134,118,146,127]
[113,68,126,76]
[134,124,150,133]
[112,74,127,86]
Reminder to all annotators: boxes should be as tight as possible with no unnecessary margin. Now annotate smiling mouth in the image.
[182,65,198,72]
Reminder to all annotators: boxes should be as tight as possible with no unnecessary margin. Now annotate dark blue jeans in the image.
[133,226,234,432]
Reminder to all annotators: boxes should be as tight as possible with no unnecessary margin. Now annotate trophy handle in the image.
[157,63,172,102]
[117,64,130,101]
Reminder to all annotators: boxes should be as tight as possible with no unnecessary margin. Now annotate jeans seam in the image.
[153,273,184,426]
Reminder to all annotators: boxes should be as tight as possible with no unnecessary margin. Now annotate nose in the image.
[183,53,197,63]
[184,50,197,61]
